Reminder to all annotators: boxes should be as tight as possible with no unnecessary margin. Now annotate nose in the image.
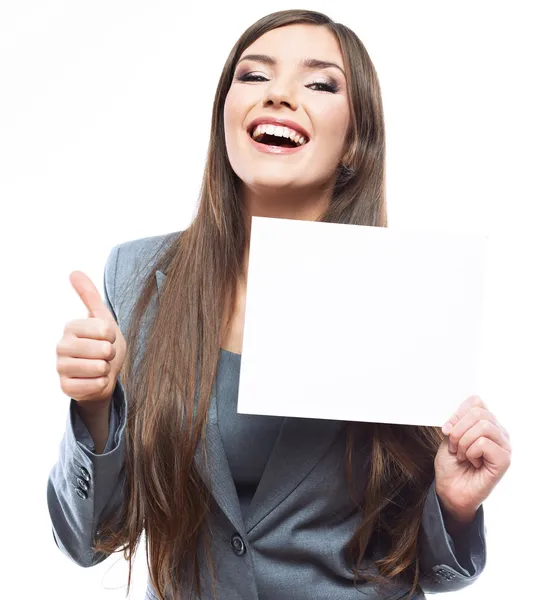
[263,82,299,111]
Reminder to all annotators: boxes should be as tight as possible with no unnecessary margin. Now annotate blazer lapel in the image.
[244,417,344,533]
[155,269,246,535]
[193,382,247,536]
[155,269,166,294]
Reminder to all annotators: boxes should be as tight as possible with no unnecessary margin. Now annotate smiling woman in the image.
[224,24,352,217]
[47,8,493,600]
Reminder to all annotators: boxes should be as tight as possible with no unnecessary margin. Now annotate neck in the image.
[243,185,331,222]
[238,183,333,283]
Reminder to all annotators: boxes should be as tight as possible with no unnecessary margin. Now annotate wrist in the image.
[75,397,111,420]
[436,488,478,527]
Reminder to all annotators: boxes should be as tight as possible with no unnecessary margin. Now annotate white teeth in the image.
[250,123,308,145]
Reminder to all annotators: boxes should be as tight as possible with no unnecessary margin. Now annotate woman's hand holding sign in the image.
[434,395,512,526]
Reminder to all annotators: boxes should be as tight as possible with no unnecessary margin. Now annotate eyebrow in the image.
[236,54,346,77]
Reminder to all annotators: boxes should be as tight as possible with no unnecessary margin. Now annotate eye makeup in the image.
[235,72,341,94]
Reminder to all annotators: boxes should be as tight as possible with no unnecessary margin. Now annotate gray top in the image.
[71,348,284,521]
[216,349,284,519]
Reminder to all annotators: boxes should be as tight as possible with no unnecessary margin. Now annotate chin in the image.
[248,177,303,193]
[243,169,303,190]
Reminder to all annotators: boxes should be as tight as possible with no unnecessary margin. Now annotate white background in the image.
[1,1,558,598]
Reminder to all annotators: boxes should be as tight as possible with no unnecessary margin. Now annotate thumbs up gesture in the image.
[56,271,127,408]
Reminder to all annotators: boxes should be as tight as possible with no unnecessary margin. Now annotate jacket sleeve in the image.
[418,479,487,593]
[46,245,128,568]
[71,392,120,454]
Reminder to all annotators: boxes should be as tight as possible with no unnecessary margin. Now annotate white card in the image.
[237,216,488,427]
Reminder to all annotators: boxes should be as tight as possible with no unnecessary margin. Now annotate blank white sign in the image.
[237,216,488,427]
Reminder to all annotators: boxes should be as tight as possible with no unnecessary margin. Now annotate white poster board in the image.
[237,216,488,427]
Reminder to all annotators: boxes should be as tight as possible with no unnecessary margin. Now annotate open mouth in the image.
[249,124,309,149]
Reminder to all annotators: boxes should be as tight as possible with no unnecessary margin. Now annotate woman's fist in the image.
[56,271,127,408]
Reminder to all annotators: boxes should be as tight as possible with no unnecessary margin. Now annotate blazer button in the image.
[74,486,88,500]
[76,476,89,491]
[78,466,91,482]
[230,534,246,556]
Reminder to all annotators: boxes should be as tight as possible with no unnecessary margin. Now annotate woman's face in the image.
[224,24,351,196]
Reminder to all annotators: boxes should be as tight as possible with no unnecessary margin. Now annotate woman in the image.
[47,9,511,600]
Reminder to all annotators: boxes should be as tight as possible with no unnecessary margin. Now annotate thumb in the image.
[70,270,115,321]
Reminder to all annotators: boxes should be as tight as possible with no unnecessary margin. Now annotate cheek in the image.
[309,104,350,171]
[224,87,248,133]
[319,105,350,147]
[223,90,253,179]
[223,93,238,142]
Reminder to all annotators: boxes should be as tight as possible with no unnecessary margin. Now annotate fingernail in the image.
[442,422,453,435]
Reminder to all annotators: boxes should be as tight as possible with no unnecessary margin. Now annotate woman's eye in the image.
[307,81,338,93]
[237,73,268,82]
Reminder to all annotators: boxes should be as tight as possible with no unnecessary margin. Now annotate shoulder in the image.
[106,230,183,278]
[104,230,183,321]
[114,229,183,266]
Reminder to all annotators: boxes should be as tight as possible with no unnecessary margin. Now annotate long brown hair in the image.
[94,9,443,600]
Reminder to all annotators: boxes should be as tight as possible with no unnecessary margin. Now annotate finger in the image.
[442,395,487,435]
[60,375,109,398]
[57,356,111,378]
[465,436,512,474]
[447,406,498,454]
[57,337,115,361]
[64,318,116,343]
[70,271,115,322]
[456,419,511,462]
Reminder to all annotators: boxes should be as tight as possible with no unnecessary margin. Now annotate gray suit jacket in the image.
[47,231,487,600]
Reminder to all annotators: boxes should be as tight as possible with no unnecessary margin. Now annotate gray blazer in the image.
[47,231,487,600]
